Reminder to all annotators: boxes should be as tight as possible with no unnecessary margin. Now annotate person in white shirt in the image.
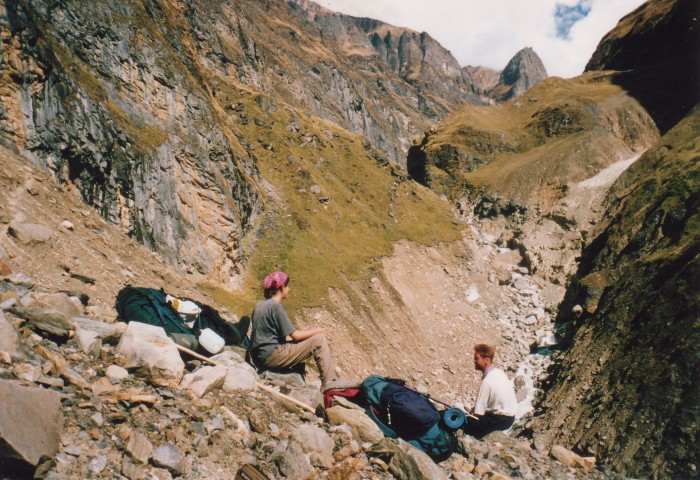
[464,343,517,438]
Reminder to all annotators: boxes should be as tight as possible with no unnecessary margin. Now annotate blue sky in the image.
[318,0,646,78]
[555,1,594,39]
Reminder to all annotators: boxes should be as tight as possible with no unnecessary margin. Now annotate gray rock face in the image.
[0,379,63,466]
[0,0,261,283]
[285,0,482,162]
[494,47,548,101]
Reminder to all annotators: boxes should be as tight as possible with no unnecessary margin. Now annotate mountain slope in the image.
[0,0,469,291]
[524,0,700,476]
[408,73,658,211]
[585,0,700,133]
[531,104,700,479]
[187,0,480,164]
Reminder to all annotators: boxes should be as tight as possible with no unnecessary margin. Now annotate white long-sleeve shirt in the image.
[473,367,518,417]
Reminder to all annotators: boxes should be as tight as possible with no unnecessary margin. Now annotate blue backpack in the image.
[361,375,459,462]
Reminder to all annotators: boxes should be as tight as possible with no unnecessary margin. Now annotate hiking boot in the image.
[321,377,362,392]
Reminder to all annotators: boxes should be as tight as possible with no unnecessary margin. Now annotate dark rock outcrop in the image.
[585,0,700,133]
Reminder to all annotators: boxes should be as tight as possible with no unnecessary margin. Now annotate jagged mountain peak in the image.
[462,48,548,104]
[493,46,548,101]
[500,47,548,85]
[286,0,479,102]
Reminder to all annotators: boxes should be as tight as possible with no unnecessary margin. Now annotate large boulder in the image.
[116,322,184,380]
[72,317,126,354]
[7,222,54,245]
[326,405,385,444]
[9,307,73,338]
[292,424,335,468]
[274,441,314,479]
[0,380,63,466]
[33,292,81,319]
[369,438,449,480]
[180,365,227,398]
[209,350,258,391]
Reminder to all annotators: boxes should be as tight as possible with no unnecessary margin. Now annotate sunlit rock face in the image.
[0,0,263,281]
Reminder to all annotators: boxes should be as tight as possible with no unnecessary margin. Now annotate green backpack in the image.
[362,375,459,462]
[115,286,197,349]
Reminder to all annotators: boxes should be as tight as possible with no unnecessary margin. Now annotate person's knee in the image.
[307,332,329,348]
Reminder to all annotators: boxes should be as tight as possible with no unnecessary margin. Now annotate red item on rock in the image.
[323,388,362,409]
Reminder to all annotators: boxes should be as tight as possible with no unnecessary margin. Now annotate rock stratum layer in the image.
[0,0,264,282]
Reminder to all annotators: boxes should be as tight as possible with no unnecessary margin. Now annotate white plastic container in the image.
[166,295,201,316]
[199,328,225,354]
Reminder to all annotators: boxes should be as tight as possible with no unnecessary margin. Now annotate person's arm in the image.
[286,326,326,342]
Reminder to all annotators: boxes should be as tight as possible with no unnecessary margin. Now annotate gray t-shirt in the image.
[249,298,296,361]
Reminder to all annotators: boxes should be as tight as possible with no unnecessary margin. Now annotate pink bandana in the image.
[263,271,288,290]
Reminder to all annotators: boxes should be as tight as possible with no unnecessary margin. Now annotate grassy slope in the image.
[136,0,463,315]
[203,78,462,315]
[421,72,657,206]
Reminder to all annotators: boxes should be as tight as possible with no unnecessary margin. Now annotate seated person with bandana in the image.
[248,271,351,392]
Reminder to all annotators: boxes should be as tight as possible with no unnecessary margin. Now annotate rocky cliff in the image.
[0,0,483,285]
[284,0,482,158]
[0,0,264,284]
[585,0,700,133]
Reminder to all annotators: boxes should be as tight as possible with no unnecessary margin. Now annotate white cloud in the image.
[317,0,646,78]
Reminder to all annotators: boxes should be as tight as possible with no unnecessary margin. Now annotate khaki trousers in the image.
[263,333,336,385]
